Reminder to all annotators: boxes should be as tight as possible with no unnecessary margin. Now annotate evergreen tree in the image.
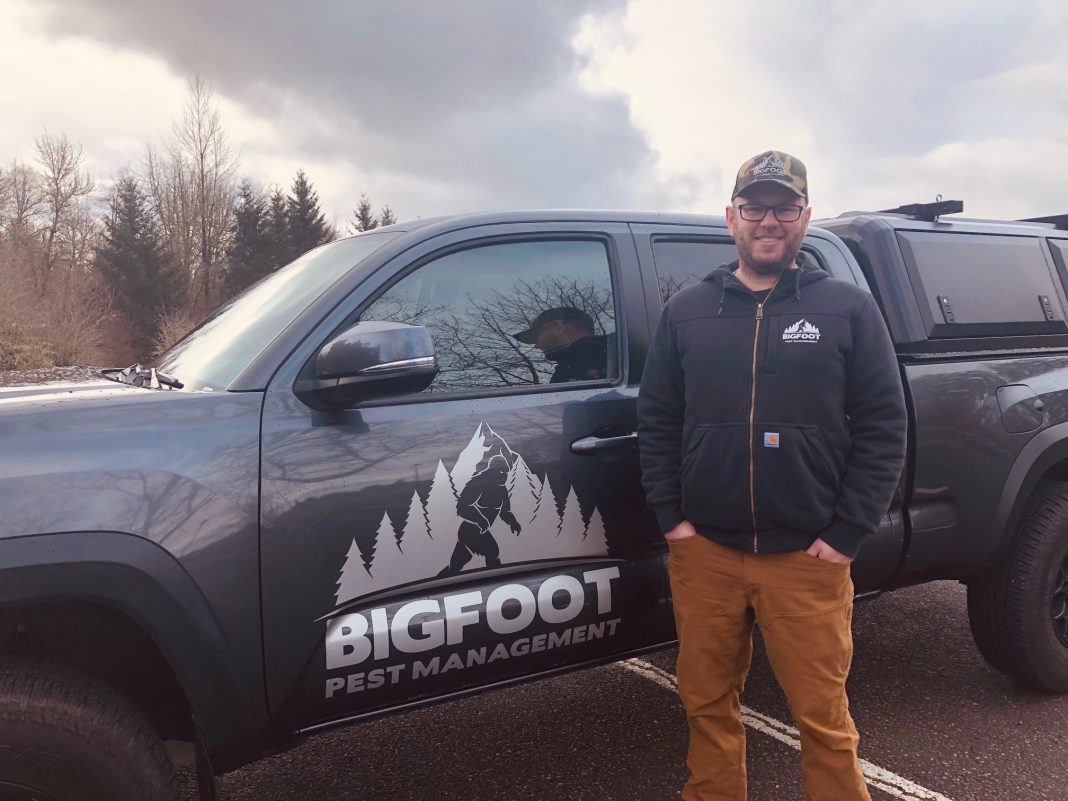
[224,179,272,297]
[379,205,397,227]
[266,186,291,268]
[95,175,184,355]
[286,170,333,258]
[351,193,378,233]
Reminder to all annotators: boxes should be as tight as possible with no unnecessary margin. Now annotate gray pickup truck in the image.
[1,203,1066,801]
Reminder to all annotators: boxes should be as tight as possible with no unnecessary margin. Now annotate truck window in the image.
[361,239,618,393]
[897,232,1068,338]
[649,239,738,304]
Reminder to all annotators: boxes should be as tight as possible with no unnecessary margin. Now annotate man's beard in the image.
[736,235,803,275]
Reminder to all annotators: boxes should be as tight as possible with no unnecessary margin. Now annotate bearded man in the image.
[637,151,907,801]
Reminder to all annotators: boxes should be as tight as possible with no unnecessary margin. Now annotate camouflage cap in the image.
[731,150,808,201]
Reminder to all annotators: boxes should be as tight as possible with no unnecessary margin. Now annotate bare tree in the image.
[1,161,44,248]
[34,131,94,296]
[144,74,238,311]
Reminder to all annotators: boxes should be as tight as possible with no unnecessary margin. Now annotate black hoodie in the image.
[637,254,907,558]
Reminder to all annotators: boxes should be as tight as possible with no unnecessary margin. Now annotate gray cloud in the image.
[38,0,680,216]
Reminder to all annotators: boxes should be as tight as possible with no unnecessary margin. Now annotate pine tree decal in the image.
[527,475,563,542]
[335,538,368,607]
[559,486,584,539]
[423,459,461,569]
[581,508,609,557]
[506,454,540,526]
[370,511,406,585]
[403,489,429,552]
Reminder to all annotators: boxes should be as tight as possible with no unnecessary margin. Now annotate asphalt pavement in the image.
[179,580,1068,801]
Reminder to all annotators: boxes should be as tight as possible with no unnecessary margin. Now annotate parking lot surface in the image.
[180,580,1067,801]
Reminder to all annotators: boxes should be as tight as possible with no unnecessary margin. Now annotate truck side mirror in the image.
[295,321,439,409]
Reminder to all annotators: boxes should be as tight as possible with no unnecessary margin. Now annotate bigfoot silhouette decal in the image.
[440,455,521,576]
[332,422,610,610]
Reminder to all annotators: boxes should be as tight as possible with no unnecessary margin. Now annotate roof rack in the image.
[1019,214,1068,231]
[877,199,964,222]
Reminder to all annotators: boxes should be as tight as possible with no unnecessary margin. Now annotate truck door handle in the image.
[570,432,639,454]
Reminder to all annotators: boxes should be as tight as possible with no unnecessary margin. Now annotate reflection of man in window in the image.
[439,455,520,576]
[513,307,607,383]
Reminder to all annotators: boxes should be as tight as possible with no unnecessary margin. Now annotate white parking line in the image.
[619,658,955,801]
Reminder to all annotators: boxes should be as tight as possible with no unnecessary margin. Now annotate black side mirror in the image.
[295,321,439,409]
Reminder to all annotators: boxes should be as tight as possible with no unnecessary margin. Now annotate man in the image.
[513,306,608,383]
[638,150,906,801]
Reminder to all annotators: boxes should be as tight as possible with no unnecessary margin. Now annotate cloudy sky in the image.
[3,0,1066,226]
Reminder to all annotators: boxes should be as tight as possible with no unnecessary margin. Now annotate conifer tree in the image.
[224,179,272,296]
[286,170,333,258]
[379,205,397,227]
[267,186,291,268]
[95,175,184,355]
[351,193,378,233]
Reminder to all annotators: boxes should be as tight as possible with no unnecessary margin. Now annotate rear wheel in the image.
[0,658,178,801]
[967,482,1068,692]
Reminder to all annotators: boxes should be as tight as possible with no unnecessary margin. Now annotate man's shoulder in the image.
[806,275,874,315]
[663,280,720,318]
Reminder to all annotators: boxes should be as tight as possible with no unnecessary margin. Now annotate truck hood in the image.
[0,378,145,413]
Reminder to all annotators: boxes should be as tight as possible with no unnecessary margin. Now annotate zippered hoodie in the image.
[638,254,907,558]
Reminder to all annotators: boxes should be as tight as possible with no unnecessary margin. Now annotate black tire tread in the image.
[0,657,178,801]
[967,481,1068,692]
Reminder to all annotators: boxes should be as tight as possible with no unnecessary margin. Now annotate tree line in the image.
[0,76,400,370]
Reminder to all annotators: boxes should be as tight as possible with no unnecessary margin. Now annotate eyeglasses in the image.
[735,203,806,223]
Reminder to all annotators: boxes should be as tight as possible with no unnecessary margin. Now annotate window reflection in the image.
[362,240,617,392]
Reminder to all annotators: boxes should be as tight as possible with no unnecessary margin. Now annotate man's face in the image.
[726,184,812,275]
[533,319,588,353]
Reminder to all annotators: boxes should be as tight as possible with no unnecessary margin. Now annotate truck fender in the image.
[0,530,266,755]
[993,421,1068,564]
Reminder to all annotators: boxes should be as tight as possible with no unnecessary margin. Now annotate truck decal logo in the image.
[330,421,610,612]
[782,319,821,342]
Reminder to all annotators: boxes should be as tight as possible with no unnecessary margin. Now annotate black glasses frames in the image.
[736,203,806,223]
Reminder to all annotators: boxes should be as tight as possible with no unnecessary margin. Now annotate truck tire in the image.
[0,658,179,801]
[967,481,1068,692]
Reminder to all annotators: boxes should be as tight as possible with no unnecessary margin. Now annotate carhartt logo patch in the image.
[764,432,780,448]
[782,319,821,342]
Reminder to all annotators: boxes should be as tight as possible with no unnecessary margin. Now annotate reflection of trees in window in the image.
[658,274,687,305]
[364,274,613,392]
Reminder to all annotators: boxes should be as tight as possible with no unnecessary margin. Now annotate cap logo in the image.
[750,153,787,178]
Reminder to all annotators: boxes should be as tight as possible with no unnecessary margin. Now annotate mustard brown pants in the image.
[667,534,871,801]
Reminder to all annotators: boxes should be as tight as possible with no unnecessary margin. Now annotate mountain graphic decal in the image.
[331,421,610,610]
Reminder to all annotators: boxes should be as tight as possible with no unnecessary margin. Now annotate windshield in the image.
[156,233,399,390]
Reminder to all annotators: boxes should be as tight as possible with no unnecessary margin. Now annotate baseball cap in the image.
[513,307,594,344]
[732,150,808,201]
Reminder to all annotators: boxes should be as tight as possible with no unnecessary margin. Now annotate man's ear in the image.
[726,205,736,236]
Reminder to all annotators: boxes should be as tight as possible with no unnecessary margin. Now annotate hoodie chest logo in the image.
[782,319,821,343]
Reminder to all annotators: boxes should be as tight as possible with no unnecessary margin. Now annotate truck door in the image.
[258,223,670,731]
[630,223,904,592]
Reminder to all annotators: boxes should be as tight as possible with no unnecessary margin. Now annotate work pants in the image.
[667,534,870,801]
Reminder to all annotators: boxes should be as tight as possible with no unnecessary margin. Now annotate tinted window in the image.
[650,239,737,304]
[362,239,617,393]
[897,232,1067,338]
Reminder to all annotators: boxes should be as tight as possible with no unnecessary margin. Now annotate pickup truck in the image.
[1,204,1066,801]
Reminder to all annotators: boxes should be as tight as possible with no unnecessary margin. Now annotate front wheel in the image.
[0,658,179,801]
[967,482,1068,692]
